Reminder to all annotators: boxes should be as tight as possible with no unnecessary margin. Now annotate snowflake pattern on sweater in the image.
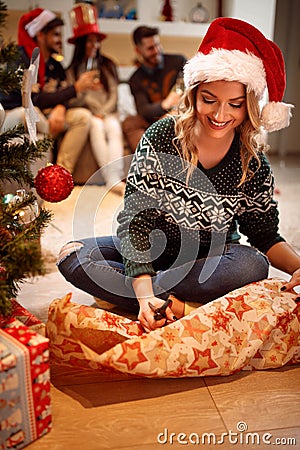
[117,116,284,279]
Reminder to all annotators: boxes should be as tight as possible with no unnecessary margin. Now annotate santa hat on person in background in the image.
[68,3,106,44]
[184,17,293,132]
[18,8,64,87]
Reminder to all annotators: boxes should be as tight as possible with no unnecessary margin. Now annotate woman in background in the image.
[63,3,125,195]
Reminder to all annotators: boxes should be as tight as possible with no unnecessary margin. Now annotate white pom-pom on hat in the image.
[261,102,294,132]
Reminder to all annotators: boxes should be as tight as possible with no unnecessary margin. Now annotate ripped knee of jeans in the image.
[57,241,84,265]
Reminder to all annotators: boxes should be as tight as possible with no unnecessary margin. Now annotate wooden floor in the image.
[20,154,299,450]
[26,362,300,450]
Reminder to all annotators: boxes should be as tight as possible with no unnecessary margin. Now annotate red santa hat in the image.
[68,3,106,44]
[184,17,293,132]
[18,8,64,87]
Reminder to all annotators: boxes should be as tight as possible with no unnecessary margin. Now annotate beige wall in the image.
[101,34,200,67]
[3,10,26,41]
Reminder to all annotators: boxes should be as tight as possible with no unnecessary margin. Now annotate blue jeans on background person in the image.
[57,236,269,315]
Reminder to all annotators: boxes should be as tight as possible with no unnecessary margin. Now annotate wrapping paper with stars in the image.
[46,278,299,378]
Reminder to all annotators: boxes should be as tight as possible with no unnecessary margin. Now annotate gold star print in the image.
[115,341,148,371]
[123,322,144,337]
[225,294,253,321]
[181,315,210,343]
[261,348,283,367]
[229,330,249,353]
[176,351,189,366]
[202,332,228,359]
[284,329,299,347]
[160,327,183,348]
[145,342,170,373]
[250,298,272,317]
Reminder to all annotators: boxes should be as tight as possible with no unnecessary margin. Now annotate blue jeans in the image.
[57,236,269,314]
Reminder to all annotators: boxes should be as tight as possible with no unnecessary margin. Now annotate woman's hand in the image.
[132,274,176,332]
[266,242,300,293]
[138,297,176,333]
[281,267,300,292]
[74,71,102,93]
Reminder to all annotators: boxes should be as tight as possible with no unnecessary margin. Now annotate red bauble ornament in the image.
[0,265,7,281]
[34,164,74,203]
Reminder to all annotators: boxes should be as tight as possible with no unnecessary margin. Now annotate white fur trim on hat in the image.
[261,102,294,132]
[25,10,56,37]
[184,48,266,99]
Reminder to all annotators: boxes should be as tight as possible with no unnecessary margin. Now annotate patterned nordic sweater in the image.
[117,116,284,280]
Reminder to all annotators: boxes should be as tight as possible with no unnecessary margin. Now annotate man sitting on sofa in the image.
[122,26,187,152]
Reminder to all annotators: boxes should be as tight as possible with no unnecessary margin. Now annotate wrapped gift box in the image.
[0,300,45,335]
[0,318,51,449]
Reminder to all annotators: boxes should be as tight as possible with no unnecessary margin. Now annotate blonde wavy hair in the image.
[173,83,267,186]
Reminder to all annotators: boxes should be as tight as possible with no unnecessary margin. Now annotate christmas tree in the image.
[0,1,52,317]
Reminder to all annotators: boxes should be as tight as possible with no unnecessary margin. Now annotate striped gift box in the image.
[0,319,51,449]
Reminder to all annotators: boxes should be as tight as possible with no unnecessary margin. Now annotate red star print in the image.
[270,354,278,362]
[102,311,121,327]
[207,308,232,333]
[276,311,294,334]
[188,348,218,375]
[287,331,298,347]
[233,335,243,346]
[225,294,253,321]
[116,341,148,371]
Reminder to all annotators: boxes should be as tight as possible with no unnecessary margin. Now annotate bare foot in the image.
[169,294,203,318]
[169,295,185,319]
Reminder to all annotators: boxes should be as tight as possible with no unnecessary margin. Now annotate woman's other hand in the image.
[281,267,300,292]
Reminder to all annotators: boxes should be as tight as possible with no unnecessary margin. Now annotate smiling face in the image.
[195,80,247,140]
[40,25,63,56]
[136,34,163,68]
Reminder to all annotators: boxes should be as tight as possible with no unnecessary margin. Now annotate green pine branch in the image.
[0,126,53,186]
[0,43,23,94]
[0,1,54,317]
[0,206,52,316]
[0,2,23,95]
